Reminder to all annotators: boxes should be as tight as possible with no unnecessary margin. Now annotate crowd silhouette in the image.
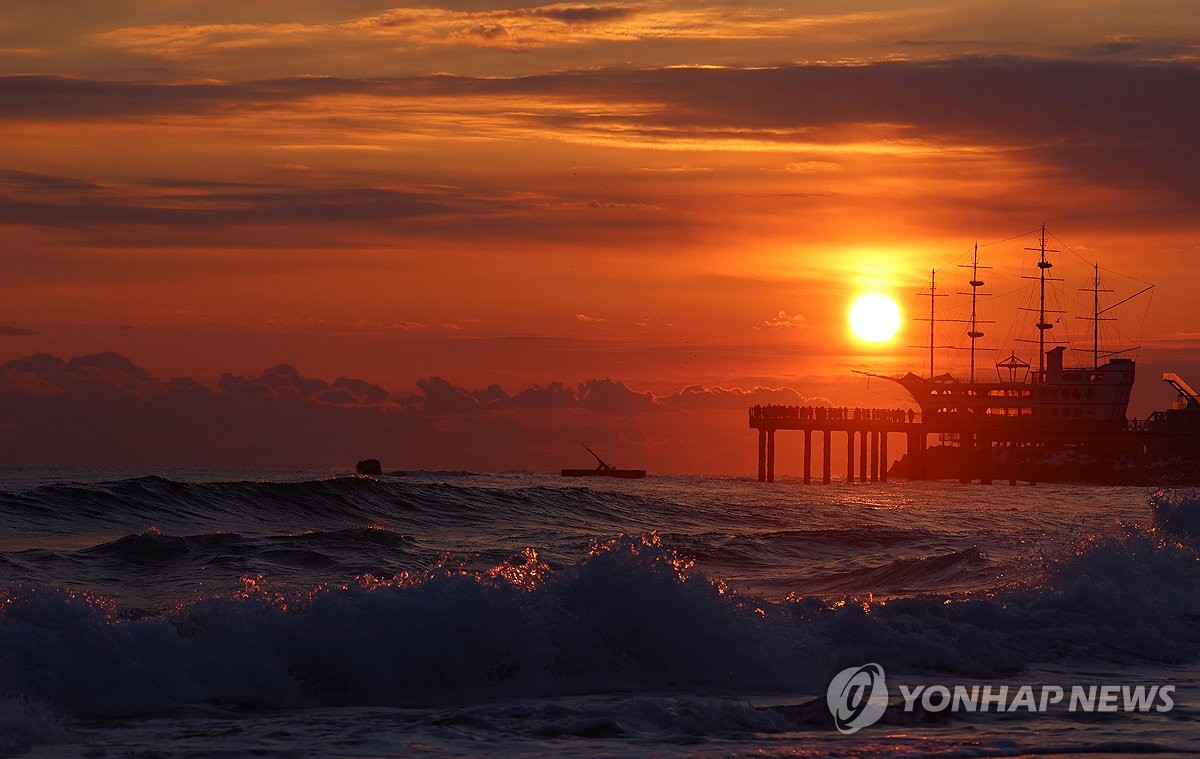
[749,405,917,424]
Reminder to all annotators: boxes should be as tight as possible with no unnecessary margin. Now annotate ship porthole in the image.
[1073,389,1082,400]
[1084,388,1093,400]
[1060,389,1070,399]
[1073,407,1083,417]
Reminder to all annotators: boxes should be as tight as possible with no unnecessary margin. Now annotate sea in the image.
[1,467,1199,757]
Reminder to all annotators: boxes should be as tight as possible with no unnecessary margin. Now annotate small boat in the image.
[561,444,646,479]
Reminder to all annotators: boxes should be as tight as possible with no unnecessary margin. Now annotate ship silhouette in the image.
[561,444,647,479]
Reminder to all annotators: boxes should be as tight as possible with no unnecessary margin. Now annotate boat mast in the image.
[1094,261,1099,365]
[959,243,992,383]
[1077,262,1113,370]
[1090,264,1100,369]
[929,269,936,378]
[913,269,948,379]
[1024,225,1059,382]
[1092,264,1098,367]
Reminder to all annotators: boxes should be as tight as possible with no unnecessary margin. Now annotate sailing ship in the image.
[561,444,647,479]
[867,226,1156,437]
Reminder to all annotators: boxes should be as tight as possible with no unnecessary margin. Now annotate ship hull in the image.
[561,469,647,479]
[898,349,1135,434]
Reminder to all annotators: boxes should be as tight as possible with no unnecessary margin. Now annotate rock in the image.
[355,458,383,476]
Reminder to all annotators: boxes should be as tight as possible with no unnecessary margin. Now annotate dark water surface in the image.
[2,468,1198,756]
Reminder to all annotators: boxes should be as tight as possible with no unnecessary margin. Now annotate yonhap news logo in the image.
[826,664,1177,734]
[826,663,888,734]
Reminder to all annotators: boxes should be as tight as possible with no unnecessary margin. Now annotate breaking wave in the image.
[2,528,1198,723]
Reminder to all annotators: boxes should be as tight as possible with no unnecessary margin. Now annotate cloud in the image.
[0,351,173,400]
[351,319,429,333]
[216,363,396,407]
[776,161,840,173]
[761,310,807,329]
[531,5,637,23]
[1082,35,1199,60]
[65,351,150,383]
[0,352,812,417]
[411,376,483,415]
[577,378,656,414]
[448,23,517,48]
[894,39,983,47]
[0,163,677,253]
[0,184,455,230]
[0,352,845,471]
[0,352,387,409]
[0,170,103,193]
[575,313,607,323]
[510,381,577,409]
[3,59,1194,218]
[89,4,864,58]
[0,76,278,120]
[402,376,655,415]
[639,165,712,173]
[661,384,828,410]
[402,374,824,414]
[0,326,36,336]
[330,377,391,405]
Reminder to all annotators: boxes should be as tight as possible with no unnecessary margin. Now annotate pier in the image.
[750,405,927,484]
[747,404,1081,485]
[751,402,1200,485]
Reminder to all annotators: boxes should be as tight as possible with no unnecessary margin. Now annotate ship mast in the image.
[1077,276,1154,364]
[1077,263,1113,370]
[929,270,936,378]
[956,243,993,383]
[1021,225,1062,382]
[913,268,949,378]
[1091,264,1099,368]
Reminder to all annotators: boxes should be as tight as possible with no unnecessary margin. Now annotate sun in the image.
[849,293,902,343]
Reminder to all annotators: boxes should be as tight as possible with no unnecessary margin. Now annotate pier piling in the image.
[802,429,812,484]
[846,431,855,483]
[880,433,889,482]
[822,430,832,484]
[766,429,775,483]
[757,428,766,482]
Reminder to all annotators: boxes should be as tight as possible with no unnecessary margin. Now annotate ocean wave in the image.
[687,525,941,567]
[77,526,419,565]
[0,696,63,756]
[1151,489,1200,543]
[796,546,993,597]
[82,530,250,563]
[59,527,429,592]
[0,476,670,536]
[2,528,1199,723]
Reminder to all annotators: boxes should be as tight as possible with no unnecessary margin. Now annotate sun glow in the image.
[849,293,901,343]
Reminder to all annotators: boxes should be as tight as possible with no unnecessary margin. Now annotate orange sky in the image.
[1,2,1198,471]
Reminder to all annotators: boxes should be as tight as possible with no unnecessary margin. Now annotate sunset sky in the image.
[1,1,1198,472]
